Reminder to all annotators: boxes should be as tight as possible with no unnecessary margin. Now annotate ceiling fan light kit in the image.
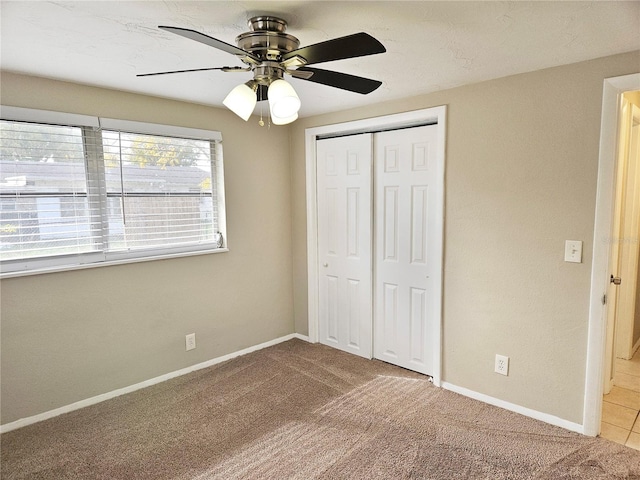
[222,81,258,121]
[271,112,299,126]
[140,16,386,125]
[268,79,301,120]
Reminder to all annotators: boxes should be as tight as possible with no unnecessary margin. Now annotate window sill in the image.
[0,247,229,279]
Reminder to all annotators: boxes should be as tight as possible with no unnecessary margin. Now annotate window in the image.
[0,107,226,276]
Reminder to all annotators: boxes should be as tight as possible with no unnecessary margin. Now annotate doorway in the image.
[585,74,640,437]
[306,106,446,384]
[599,91,640,450]
[612,97,640,363]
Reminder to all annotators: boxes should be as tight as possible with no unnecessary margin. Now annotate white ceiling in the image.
[1,1,639,118]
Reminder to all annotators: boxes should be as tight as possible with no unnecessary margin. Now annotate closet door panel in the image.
[374,125,438,375]
[317,134,373,358]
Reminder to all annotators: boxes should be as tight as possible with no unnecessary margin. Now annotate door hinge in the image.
[602,294,607,305]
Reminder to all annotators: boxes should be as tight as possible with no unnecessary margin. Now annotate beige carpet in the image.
[2,339,639,479]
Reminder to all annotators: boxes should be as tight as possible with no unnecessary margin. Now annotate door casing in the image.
[305,106,446,386]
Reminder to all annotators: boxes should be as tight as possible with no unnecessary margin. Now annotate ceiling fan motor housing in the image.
[236,16,300,62]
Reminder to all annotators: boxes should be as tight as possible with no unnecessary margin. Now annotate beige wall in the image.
[290,51,640,424]
[2,50,639,428]
[0,73,294,424]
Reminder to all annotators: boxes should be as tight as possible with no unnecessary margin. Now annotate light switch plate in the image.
[564,240,582,263]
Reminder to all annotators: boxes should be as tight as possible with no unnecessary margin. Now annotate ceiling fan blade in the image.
[293,67,382,94]
[137,66,248,77]
[282,32,385,65]
[159,26,260,64]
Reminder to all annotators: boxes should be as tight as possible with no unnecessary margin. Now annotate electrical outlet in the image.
[185,333,196,351]
[495,354,509,376]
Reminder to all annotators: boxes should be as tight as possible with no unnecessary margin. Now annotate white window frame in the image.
[0,106,227,278]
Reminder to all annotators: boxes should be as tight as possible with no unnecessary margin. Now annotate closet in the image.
[315,124,440,375]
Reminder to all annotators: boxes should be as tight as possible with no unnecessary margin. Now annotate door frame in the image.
[305,106,447,386]
[584,73,640,436]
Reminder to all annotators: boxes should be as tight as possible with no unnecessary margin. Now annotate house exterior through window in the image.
[0,107,226,276]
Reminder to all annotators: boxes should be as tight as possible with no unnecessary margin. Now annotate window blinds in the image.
[0,120,103,260]
[101,130,218,251]
[0,108,225,274]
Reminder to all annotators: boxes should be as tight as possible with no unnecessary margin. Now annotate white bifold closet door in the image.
[317,133,373,359]
[316,125,438,375]
[373,126,437,375]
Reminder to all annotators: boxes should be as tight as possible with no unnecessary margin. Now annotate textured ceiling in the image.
[1,1,639,117]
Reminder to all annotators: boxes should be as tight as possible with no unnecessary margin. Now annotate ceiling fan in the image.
[138,16,386,125]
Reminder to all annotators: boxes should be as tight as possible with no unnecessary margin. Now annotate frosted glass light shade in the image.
[223,83,257,121]
[268,79,301,119]
[271,112,298,125]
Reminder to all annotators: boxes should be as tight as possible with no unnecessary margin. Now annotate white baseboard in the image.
[1,333,310,434]
[441,382,584,435]
[293,333,310,342]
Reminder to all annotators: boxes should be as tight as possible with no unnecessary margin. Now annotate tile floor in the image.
[600,347,640,450]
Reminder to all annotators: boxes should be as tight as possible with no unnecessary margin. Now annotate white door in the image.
[317,134,373,358]
[374,125,438,375]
